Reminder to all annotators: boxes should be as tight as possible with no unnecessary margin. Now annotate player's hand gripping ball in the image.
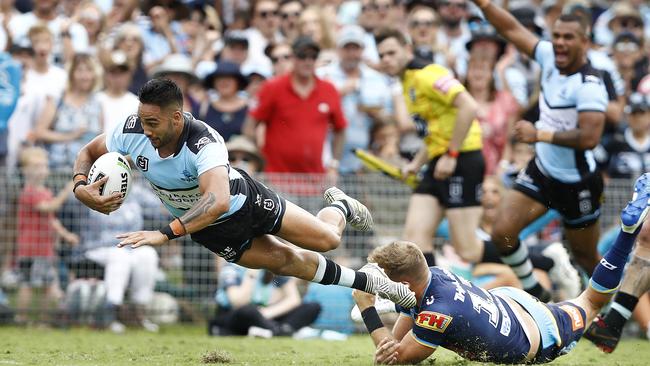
[88,152,132,199]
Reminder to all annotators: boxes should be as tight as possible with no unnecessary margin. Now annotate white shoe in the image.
[543,242,581,301]
[350,296,398,322]
[141,318,159,333]
[324,187,374,231]
[109,321,126,334]
[247,326,273,338]
[359,263,416,309]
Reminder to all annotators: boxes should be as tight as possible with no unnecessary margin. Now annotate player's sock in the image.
[481,240,502,263]
[327,202,350,221]
[482,240,554,271]
[589,230,637,293]
[311,253,367,290]
[500,240,539,291]
[423,252,436,267]
[603,292,638,335]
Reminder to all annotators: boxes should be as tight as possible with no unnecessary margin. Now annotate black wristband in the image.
[73,172,87,180]
[361,306,384,334]
[159,225,180,240]
[73,180,87,193]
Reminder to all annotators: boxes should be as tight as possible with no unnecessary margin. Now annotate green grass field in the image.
[1,325,648,365]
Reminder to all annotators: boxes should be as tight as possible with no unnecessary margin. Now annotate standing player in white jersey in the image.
[470,0,609,302]
[71,78,416,309]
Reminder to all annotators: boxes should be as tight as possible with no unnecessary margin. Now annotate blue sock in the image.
[589,230,637,293]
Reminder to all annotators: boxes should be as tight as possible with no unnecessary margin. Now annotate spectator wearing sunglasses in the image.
[244,36,346,192]
[279,0,304,44]
[408,6,452,67]
[265,42,294,76]
[226,135,265,174]
[595,93,650,179]
[317,25,392,175]
[245,0,283,73]
[593,0,650,48]
[611,32,647,95]
[436,0,471,77]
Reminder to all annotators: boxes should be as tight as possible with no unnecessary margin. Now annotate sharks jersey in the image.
[397,267,532,364]
[534,41,608,183]
[105,112,246,220]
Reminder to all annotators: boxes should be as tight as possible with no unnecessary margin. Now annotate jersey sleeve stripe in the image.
[410,331,438,349]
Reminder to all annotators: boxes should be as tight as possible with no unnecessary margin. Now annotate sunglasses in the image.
[229,155,252,163]
[295,51,318,60]
[281,11,300,19]
[410,20,436,28]
[271,54,292,63]
[440,1,467,9]
[257,10,279,18]
[619,17,643,29]
[615,41,640,53]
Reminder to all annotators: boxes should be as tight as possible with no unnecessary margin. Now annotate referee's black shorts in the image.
[414,150,485,208]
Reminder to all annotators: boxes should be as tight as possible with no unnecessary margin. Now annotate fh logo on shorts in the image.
[415,311,452,333]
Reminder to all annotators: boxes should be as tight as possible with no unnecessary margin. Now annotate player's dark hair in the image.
[138,78,183,110]
[557,13,589,37]
[374,27,410,46]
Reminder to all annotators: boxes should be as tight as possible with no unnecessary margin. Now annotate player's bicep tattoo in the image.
[180,192,217,225]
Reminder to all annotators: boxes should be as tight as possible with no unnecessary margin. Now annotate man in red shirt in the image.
[245,36,347,178]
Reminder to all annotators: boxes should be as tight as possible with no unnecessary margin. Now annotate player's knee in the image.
[320,231,340,252]
[268,247,306,277]
[491,223,518,251]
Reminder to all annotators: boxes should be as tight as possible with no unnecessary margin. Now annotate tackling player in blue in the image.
[71,78,416,310]
[353,173,650,364]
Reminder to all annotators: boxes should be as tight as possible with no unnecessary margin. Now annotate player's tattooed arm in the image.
[175,166,231,235]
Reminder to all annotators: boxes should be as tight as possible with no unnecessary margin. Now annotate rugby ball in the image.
[88,152,132,198]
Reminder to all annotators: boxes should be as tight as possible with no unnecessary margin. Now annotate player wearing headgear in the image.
[467,0,609,302]
[71,78,416,309]
[354,173,650,364]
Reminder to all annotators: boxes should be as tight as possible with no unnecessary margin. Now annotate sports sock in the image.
[328,202,350,221]
[604,292,639,335]
[589,230,637,293]
[500,240,539,290]
[481,240,502,263]
[482,240,554,271]
[311,253,367,290]
[423,252,436,267]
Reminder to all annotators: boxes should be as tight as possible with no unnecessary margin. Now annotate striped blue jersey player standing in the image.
[471,0,608,302]
[72,78,418,312]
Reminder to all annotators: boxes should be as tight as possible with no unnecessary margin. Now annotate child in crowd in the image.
[15,147,78,323]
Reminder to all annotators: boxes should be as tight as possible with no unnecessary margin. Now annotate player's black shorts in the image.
[190,169,286,263]
[414,150,484,208]
[513,159,603,229]
[534,301,587,363]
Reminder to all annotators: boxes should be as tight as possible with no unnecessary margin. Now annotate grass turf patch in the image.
[0,325,648,365]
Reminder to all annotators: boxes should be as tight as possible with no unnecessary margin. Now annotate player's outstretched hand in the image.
[116,230,168,248]
[375,337,399,365]
[74,176,124,215]
[433,154,457,180]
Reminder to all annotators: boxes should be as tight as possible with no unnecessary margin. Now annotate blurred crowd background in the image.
[0,0,650,341]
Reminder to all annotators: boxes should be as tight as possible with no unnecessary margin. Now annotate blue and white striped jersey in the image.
[105,112,247,219]
[534,41,608,183]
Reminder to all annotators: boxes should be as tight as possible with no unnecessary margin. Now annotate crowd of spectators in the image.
[0,0,650,340]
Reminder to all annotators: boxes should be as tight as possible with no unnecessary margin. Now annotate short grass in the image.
[0,325,648,365]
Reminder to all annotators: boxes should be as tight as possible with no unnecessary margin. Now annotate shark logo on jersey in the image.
[136,155,149,171]
[194,136,212,151]
[181,169,197,182]
[415,311,452,333]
